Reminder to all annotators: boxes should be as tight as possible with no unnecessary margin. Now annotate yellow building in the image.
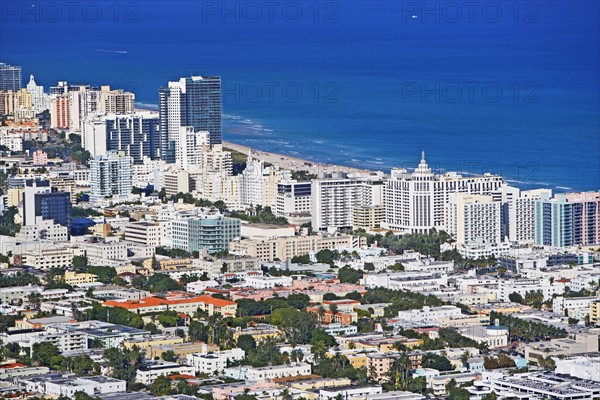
[151,342,218,359]
[232,324,283,342]
[158,258,192,270]
[123,335,185,359]
[290,377,352,391]
[63,270,98,285]
[591,300,600,326]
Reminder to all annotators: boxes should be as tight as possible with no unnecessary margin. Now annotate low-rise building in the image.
[230,234,366,262]
[554,355,600,382]
[362,271,447,291]
[396,305,463,324]
[135,361,196,385]
[19,374,126,397]
[498,278,566,302]
[323,323,358,336]
[591,300,600,326]
[124,221,164,247]
[186,347,245,375]
[103,294,238,316]
[244,275,293,289]
[63,270,98,286]
[553,296,600,320]
[319,385,383,400]
[245,363,312,382]
[459,325,509,349]
[489,372,600,400]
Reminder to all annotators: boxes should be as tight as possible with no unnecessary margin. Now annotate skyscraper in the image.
[159,76,222,163]
[26,75,50,114]
[384,152,504,233]
[89,151,133,203]
[106,112,160,162]
[22,180,72,228]
[0,63,22,91]
[534,191,600,247]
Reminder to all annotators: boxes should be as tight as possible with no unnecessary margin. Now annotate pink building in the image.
[32,149,47,166]
[50,95,69,129]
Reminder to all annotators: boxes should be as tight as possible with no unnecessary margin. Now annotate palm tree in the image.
[27,292,42,310]
[317,306,326,322]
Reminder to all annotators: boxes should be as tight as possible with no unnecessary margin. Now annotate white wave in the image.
[135,102,158,110]
[94,48,128,54]
[555,186,573,190]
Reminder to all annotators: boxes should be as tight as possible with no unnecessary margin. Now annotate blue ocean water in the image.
[1,0,598,191]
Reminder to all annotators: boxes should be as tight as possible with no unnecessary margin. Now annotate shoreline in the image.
[222,141,369,176]
[133,103,370,176]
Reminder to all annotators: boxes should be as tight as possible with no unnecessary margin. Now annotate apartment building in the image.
[384,153,503,233]
[230,234,365,262]
[312,172,384,232]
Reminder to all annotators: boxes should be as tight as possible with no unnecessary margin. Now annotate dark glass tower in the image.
[159,76,222,164]
[0,62,22,91]
[106,114,160,163]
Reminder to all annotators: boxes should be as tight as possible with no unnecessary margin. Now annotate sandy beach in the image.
[222,141,368,176]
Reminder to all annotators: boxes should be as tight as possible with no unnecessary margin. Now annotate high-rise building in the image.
[240,154,291,209]
[159,75,222,162]
[89,151,133,203]
[82,112,160,162]
[384,152,504,233]
[106,112,160,162]
[81,113,108,157]
[273,179,312,218]
[22,180,71,229]
[26,75,50,114]
[0,89,32,117]
[177,127,209,170]
[501,185,552,243]
[0,63,22,92]
[446,193,501,246]
[172,214,240,253]
[50,94,70,129]
[534,191,600,247]
[312,172,385,232]
[74,85,135,130]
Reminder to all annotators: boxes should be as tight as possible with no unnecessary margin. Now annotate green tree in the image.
[481,393,497,400]
[161,350,177,362]
[151,375,173,396]
[147,273,181,292]
[384,353,412,389]
[87,266,117,284]
[315,249,339,265]
[421,353,453,371]
[310,329,337,348]
[449,388,470,400]
[156,310,180,327]
[269,307,316,345]
[291,254,311,264]
[508,292,523,303]
[103,346,146,389]
[73,391,95,400]
[388,262,404,271]
[32,342,60,367]
[237,335,257,353]
[337,266,363,284]
[72,255,88,271]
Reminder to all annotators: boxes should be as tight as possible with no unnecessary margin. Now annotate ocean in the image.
[1,0,598,191]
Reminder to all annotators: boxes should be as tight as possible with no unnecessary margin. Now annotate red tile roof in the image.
[103,295,236,310]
